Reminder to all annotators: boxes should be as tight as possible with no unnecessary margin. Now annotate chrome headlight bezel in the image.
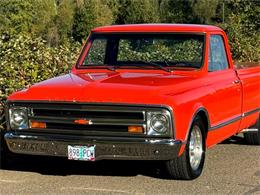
[146,110,172,136]
[9,107,29,130]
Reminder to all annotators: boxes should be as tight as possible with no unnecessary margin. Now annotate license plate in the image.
[68,145,95,161]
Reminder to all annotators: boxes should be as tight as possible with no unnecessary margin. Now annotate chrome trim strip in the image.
[29,116,144,126]
[209,108,260,131]
[241,128,258,133]
[209,116,242,131]
[24,129,149,137]
[7,100,172,110]
[244,108,260,117]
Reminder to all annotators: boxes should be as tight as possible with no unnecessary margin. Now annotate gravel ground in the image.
[0,135,259,195]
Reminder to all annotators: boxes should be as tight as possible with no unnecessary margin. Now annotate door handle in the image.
[232,80,240,84]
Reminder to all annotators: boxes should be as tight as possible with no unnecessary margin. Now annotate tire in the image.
[0,103,7,169]
[244,115,260,145]
[0,127,16,169]
[165,116,206,180]
[0,131,18,169]
[0,130,7,169]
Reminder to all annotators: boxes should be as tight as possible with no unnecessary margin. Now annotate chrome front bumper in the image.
[4,132,182,161]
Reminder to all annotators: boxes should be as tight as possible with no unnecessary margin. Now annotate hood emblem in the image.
[74,119,93,125]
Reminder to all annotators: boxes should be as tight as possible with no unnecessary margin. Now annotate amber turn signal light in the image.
[30,121,46,129]
[128,126,144,133]
[74,119,90,125]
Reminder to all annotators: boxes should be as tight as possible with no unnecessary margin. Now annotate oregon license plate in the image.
[68,145,95,161]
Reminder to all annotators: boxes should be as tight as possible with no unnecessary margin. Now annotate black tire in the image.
[0,130,7,169]
[0,102,7,169]
[165,116,206,180]
[0,126,16,169]
[244,116,260,145]
[0,131,18,169]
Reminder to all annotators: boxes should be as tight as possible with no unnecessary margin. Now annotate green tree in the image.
[56,0,76,43]
[159,0,194,23]
[0,0,58,44]
[222,0,260,62]
[115,0,160,24]
[125,0,160,24]
[34,0,58,46]
[72,0,114,42]
[0,0,36,34]
[192,0,219,24]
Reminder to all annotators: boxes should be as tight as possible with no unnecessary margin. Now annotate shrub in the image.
[0,33,81,100]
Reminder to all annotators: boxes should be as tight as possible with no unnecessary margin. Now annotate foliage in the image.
[0,0,57,43]
[0,0,259,99]
[159,0,195,23]
[117,38,203,63]
[0,0,37,34]
[56,0,76,43]
[115,0,160,24]
[221,0,260,62]
[192,0,219,24]
[72,0,114,42]
[0,100,6,131]
[84,39,107,65]
[0,34,81,100]
[0,0,259,129]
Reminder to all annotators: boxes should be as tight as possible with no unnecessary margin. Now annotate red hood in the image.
[8,71,198,105]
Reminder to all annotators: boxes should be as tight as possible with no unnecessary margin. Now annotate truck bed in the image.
[236,63,260,131]
[234,62,259,69]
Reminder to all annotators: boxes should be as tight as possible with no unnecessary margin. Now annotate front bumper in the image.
[4,132,182,160]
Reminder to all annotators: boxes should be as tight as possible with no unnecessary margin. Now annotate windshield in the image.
[80,33,205,69]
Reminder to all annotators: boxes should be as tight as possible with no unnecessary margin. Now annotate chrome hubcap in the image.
[189,125,203,171]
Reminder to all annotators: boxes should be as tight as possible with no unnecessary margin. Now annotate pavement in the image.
[0,135,259,195]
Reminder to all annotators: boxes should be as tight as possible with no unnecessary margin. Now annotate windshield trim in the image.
[76,32,206,71]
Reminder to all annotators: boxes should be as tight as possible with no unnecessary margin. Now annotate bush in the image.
[0,33,81,100]
[0,100,5,131]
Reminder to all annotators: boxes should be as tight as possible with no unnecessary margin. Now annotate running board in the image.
[241,128,258,133]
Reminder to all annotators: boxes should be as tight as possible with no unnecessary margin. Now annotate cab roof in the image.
[92,24,223,33]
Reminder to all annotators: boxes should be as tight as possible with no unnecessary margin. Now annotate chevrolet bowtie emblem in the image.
[74,119,92,125]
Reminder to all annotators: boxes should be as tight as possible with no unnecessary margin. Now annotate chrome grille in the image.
[8,102,172,138]
[10,103,146,136]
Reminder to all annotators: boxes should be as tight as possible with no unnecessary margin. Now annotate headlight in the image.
[147,110,171,136]
[9,107,28,129]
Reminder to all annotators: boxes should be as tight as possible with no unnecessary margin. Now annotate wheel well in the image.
[197,110,209,138]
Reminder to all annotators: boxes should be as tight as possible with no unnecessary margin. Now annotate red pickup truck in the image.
[1,24,259,180]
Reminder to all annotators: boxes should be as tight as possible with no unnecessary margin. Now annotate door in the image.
[207,34,242,144]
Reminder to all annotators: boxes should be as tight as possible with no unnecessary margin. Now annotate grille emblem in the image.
[74,119,92,125]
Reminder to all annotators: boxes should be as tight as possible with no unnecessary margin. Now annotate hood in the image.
[8,71,197,105]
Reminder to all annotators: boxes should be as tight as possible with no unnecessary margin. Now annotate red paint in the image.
[8,24,260,151]
[178,144,186,157]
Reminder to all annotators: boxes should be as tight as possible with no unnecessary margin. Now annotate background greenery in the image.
[0,0,259,101]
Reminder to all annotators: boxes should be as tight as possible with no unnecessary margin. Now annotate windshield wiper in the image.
[170,62,200,68]
[81,64,117,71]
[82,63,173,72]
[137,61,172,72]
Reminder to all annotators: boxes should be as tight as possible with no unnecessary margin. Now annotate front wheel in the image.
[165,116,206,180]
[0,130,15,169]
[0,130,7,169]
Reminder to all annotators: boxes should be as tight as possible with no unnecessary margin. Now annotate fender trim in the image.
[184,107,210,143]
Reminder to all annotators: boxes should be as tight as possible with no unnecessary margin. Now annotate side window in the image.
[208,35,229,72]
[83,39,107,65]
